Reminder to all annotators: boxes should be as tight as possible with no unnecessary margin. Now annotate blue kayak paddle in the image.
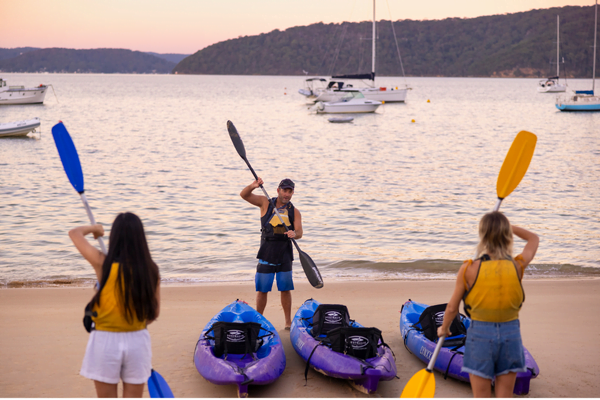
[52,122,174,398]
[148,369,174,398]
[51,121,107,254]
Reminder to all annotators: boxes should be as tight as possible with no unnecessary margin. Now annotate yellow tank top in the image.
[463,256,525,323]
[92,262,146,332]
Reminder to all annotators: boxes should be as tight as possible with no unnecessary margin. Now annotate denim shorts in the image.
[462,319,527,380]
[255,271,294,292]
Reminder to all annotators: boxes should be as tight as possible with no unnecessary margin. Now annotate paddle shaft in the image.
[426,336,445,372]
[80,193,107,254]
[241,157,302,253]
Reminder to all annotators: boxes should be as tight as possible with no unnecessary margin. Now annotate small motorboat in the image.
[194,300,286,398]
[298,77,328,100]
[0,78,48,105]
[314,91,381,114]
[0,117,41,138]
[328,116,354,123]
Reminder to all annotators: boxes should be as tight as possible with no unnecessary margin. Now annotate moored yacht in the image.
[556,0,600,111]
[0,78,48,105]
[302,0,410,103]
[538,16,567,93]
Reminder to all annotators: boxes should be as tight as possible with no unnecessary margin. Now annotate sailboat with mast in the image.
[538,15,567,93]
[305,0,410,103]
[556,0,600,111]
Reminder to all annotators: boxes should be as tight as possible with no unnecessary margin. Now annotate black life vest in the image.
[256,198,295,265]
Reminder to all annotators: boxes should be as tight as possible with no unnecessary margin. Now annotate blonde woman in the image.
[438,211,539,397]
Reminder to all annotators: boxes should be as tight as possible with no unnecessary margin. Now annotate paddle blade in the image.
[298,249,324,288]
[496,131,537,200]
[227,120,247,160]
[401,368,435,398]
[52,122,85,194]
[148,369,174,398]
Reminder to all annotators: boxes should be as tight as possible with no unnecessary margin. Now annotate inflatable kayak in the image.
[399,299,539,395]
[194,300,286,398]
[290,298,397,394]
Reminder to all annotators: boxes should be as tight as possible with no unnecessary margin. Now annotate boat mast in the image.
[557,15,560,77]
[372,0,376,82]
[593,0,597,93]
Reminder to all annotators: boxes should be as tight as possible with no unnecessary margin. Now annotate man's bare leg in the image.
[281,290,292,329]
[256,291,268,314]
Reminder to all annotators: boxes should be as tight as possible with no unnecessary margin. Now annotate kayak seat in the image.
[204,321,274,358]
[413,303,467,348]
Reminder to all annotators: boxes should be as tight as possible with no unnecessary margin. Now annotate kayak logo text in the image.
[226,330,246,343]
[420,346,433,360]
[324,311,343,324]
[349,335,369,349]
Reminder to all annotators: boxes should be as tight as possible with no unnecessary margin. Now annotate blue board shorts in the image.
[462,319,527,380]
[255,260,294,292]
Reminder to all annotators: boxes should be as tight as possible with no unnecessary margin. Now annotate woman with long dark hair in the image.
[69,212,160,397]
[438,211,539,397]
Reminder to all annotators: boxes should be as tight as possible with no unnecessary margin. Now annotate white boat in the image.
[309,0,410,103]
[298,77,328,99]
[556,0,600,112]
[538,16,567,93]
[315,91,381,114]
[0,117,41,137]
[0,78,48,105]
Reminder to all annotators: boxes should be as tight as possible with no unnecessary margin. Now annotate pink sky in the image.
[2,0,596,54]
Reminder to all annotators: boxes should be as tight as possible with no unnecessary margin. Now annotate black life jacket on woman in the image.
[256,198,295,265]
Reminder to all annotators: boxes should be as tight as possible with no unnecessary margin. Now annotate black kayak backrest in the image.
[311,304,351,337]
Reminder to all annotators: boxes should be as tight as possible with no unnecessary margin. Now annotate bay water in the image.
[1,73,599,287]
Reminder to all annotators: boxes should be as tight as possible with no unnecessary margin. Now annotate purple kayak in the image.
[400,299,539,395]
[290,298,397,394]
[194,300,286,398]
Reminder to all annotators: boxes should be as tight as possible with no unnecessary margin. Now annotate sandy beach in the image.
[1,278,599,398]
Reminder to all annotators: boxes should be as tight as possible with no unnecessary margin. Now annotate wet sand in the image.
[1,279,599,397]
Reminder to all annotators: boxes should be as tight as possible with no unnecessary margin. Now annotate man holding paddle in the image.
[241,177,302,330]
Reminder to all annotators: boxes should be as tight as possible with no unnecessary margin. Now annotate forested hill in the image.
[174,5,596,78]
[0,48,176,73]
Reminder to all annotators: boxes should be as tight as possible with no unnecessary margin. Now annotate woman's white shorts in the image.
[80,329,152,384]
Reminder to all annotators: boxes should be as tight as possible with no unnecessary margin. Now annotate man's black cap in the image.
[278,178,295,190]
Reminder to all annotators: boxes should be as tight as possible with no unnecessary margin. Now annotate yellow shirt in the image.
[463,257,525,323]
[92,262,146,332]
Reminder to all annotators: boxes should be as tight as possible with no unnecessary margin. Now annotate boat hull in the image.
[315,87,407,103]
[537,85,566,93]
[194,301,286,398]
[316,98,381,114]
[0,118,40,137]
[555,103,600,111]
[400,300,539,395]
[291,299,397,394]
[0,87,48,105]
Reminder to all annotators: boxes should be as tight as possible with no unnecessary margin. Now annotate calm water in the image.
[1,73,599,287]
